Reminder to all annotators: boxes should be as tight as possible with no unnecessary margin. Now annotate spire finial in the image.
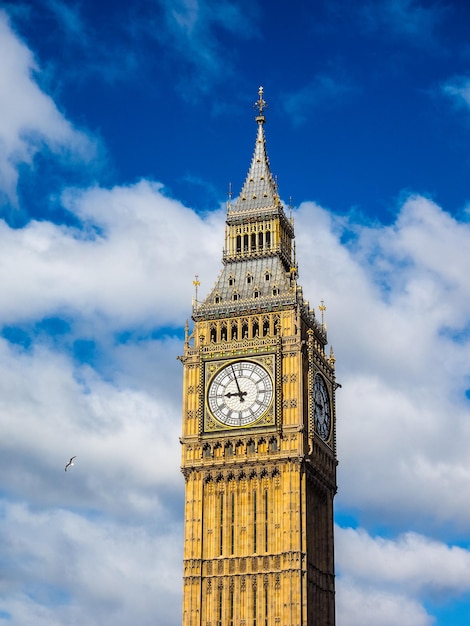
[319,300,327,330]
[254,86,267,123]
[329,345,336,366]
[192,275,200,310]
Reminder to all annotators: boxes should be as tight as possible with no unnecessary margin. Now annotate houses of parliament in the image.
[178,88,338,626]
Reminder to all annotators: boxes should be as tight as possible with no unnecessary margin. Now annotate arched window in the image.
[265,231,271,248]
[262,317,270,337]
[236,235,241,254]
[273,315,280,335]
[210,324,217,343]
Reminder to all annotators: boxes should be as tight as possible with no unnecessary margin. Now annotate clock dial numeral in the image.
[207,360,273,427]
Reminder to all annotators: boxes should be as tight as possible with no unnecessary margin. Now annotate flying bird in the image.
[65,456,76,472]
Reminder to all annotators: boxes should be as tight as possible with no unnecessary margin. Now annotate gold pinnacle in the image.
[192,275,200,309]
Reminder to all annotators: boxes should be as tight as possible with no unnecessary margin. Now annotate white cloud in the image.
[335,525,470,625]
[0,11,96,205]
[337,527,470,595]
[336,578,432,626]
[0,502,182,626]
[0,180,225,329]
[0,333,184,519]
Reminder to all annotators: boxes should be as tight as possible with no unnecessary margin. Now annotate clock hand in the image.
[225,391,248,399]
[230,364,246,402]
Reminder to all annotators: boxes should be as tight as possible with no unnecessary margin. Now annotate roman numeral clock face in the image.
[314,373,331,441]
[207,360,273,428]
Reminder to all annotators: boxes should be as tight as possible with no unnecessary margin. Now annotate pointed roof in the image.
[229,87,282,217]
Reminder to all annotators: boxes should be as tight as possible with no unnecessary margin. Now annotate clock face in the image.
[207,360,273,427]
[314,374,331,441]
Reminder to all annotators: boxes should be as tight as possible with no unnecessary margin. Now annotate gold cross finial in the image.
[254,86,267,120]
[319,300,327,328]
[192,275,200,309]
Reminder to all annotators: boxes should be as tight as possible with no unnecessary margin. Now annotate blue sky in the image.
[1,1,470,625]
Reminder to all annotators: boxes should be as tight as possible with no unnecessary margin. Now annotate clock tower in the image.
[179,88,337,626]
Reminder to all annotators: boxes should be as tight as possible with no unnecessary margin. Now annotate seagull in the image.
[65,456,76,472]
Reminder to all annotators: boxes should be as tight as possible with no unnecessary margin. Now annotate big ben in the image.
[179,88,337,626]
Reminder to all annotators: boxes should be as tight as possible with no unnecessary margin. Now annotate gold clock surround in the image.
[204,355,276,431]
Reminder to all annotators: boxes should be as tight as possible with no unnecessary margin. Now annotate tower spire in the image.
[197,87,298,310]
[230,87,279,216]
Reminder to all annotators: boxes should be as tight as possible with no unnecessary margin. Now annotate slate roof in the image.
[194,256,295,318]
